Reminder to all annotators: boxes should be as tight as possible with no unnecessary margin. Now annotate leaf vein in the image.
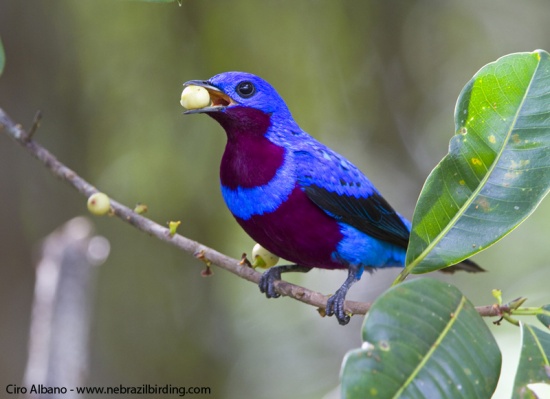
[391,296,467,398]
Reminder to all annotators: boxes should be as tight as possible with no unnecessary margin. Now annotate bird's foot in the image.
[326,289,351,326]
[259,264,310,299]
[259,267,282,298]
[325,265,362,325]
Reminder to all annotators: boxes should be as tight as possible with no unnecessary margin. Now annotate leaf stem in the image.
[0,106,545,323]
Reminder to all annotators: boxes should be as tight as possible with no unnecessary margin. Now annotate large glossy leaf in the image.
[512,323,550,399]
[406,50,550,273]
[341,278,501,399]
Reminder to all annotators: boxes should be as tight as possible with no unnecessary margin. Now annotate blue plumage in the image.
[182,71,483,325]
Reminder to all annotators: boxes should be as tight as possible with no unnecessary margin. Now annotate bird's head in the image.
[181,72,293,135]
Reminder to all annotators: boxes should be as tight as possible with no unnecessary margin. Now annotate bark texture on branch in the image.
[0,107,504,320]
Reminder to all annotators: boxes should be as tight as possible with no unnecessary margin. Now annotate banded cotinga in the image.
[182,72,483,325]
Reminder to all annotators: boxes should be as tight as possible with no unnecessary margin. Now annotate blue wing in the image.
[293,141,410,249]
[304,185,409,248]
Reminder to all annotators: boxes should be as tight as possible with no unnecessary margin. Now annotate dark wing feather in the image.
[304,184,410,249]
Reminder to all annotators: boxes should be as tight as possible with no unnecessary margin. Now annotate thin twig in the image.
[0,107,506,320]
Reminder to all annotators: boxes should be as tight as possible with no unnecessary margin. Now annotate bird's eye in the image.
[236,81,256,98]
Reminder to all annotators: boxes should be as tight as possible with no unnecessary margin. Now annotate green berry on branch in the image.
[252,243,279,269]
[87,193,111,216]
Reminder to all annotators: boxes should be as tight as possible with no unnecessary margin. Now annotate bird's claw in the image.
[259,268,282,298]
[326,290,351,325]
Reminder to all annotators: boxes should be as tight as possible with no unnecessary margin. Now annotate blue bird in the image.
[182,72,483,325]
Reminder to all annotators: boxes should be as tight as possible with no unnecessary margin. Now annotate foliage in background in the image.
[1,2,550,399]
[0,37,5,77]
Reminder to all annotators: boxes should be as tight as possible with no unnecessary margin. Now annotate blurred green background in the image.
[1,1,549,398]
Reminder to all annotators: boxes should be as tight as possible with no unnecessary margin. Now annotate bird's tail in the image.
[440,258,486,274]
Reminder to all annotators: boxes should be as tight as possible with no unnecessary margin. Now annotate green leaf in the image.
[0,37,5,77]
[512,323,550,399]
[537,305,550,330]
[341,278,501,399]
[406,50,550,273]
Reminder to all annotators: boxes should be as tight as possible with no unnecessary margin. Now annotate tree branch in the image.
[0,107,505,320]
